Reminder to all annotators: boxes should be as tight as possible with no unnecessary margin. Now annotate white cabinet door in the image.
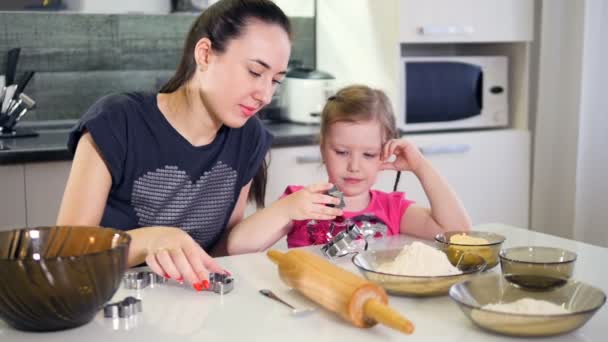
[0,165,26,230]
[374,130,530,228]
[399,0,534,42]
[24,161,72,227]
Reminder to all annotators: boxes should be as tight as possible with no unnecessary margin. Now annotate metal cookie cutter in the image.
[326,185,346,209]
[321,214,389,258]
[123,270,167,290]
[104,296,142,318]
[321,224,363,258]
[207,272,234,295]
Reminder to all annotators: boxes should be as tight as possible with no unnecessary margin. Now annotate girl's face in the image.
[198,20,290,128]
[321,120,384,197]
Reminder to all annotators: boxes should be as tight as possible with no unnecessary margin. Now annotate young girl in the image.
[228,85,471,253]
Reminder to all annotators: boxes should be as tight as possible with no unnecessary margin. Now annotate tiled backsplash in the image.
[0,12,314,122]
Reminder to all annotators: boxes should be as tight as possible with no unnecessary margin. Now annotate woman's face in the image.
[321,120,385,197]
[198,20,291,128]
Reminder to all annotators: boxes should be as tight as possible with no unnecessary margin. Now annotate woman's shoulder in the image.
[87,92,154,117]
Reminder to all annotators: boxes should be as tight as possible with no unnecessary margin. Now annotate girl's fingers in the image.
[379,162,398,171]
[314,194,342,205]
[155,248,182,282]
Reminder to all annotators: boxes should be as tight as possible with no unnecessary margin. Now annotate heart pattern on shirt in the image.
[131,162,237,248]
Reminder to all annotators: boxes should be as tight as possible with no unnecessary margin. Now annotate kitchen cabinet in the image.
[0,165,27,230]
[24,161,71,227]
[399,0,534,42]
[375,129,530,228]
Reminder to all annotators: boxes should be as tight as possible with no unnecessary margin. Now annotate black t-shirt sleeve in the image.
[67,94,128,186]
[238,117,273,189]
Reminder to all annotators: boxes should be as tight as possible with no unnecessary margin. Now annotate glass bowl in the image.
[435,230,505,269]
[352,247,486,297]
[499,246,577,290]
[0,226,131,332]
[449,273,606,337]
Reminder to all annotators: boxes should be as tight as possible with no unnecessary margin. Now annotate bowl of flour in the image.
[449,273,606,336]
[352,241,486,296]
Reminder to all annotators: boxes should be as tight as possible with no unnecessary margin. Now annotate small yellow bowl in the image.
[435,231,505,269]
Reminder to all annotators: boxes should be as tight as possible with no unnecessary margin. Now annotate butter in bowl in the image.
[352,241,486,297]
[435,230,506,269]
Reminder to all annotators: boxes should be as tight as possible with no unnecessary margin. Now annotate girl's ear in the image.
[194,37,213,71]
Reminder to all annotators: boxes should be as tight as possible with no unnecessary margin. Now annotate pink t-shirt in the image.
[282,185,414,248]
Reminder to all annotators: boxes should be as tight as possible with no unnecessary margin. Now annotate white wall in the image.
[573,0,608,246]
[531,0,608,247]
[272,0,314,17]
[531,0,584,240]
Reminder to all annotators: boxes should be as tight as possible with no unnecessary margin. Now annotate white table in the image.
[1,223,606,341]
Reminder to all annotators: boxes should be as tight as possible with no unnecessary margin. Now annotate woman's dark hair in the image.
[161,0,291,207]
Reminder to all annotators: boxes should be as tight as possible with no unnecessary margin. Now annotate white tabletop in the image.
[1,223,606,341]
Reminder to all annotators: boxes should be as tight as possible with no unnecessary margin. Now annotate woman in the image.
[57,0,291,291]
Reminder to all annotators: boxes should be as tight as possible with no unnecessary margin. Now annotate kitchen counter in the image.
[0,120,321,164]
[2,223,606,341]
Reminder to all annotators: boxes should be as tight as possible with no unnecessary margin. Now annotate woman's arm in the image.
[380,139,471,239]
[56,132,112,226]
[227,183,342,255]
[57,133,224,288]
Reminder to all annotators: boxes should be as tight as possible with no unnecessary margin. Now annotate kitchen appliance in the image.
[281,67,335,124]
[400,56,508,132]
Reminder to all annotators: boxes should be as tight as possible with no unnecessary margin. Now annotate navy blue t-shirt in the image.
[68,92,272,249]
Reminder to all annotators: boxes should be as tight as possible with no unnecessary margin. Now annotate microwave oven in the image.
[399,56,508,132]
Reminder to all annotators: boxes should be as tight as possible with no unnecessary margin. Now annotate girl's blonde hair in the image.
[319,85,398,147]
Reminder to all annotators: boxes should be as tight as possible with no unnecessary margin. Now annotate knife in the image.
[13,71,35,100]
[5,48,21,85]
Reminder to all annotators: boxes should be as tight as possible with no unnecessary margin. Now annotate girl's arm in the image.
[226,183,342,255]
[380,139,471,239]
[57,133,225,288]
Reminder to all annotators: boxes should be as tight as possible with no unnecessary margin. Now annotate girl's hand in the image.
[282,183,343,221]
[144,227,229,291]
[380,138,426,173]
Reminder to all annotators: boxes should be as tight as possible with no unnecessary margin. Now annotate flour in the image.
[377,241,461,276]
[482,298,570,315]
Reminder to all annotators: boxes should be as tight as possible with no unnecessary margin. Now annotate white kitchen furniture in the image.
[1,223,605,341]
[399,0,534,43]
[0,164,27,228]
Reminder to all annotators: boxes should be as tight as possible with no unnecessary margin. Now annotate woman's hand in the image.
[141,227,229,291]
[380,138,426,173]
[282,183,343,221]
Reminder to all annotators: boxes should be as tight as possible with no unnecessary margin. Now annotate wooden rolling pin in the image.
[267,249,414,335]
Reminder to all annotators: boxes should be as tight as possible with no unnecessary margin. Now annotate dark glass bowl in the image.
[0,226,131,332]
[435,230,506,269]
[499,246,577,290]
